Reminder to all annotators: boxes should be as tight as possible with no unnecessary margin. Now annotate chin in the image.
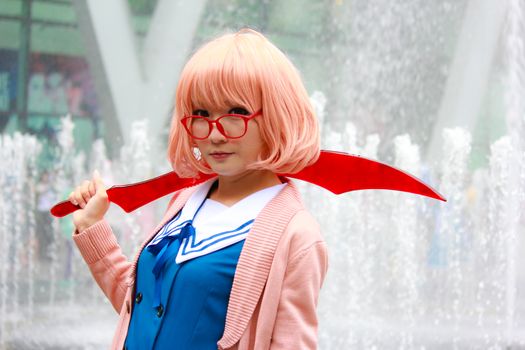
[210,165,248,177]
[213,169,243,177]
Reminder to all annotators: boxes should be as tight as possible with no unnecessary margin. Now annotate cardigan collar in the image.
[218,177,304,348]
[129,176,305,348]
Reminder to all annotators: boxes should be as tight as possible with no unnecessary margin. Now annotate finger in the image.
[93,170,108,198]
[88,180,96,196]
[68,191,78,206]
[93,169,104,187]
[74,188,86,208]
[80,180,92,204]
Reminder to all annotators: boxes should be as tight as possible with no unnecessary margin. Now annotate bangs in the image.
[180,37,262,115]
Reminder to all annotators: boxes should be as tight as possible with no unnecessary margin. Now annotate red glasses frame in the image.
[181,110,262,140]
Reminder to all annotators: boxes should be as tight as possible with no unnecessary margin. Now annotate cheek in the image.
[249,126,268,155]
[243,135,267,159]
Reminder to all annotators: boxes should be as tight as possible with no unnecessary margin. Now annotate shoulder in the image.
[283,209,325,260]
[288,210,322,240]
[264,180,325,254]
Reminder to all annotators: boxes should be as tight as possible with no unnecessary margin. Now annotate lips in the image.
[210,152,233,162]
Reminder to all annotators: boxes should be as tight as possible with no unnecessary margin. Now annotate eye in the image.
[228,107,250,116]
[192,109,209,117]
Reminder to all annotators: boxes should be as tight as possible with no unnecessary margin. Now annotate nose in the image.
[208,116,227,143]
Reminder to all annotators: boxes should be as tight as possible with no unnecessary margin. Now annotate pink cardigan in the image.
[73,178,328,349]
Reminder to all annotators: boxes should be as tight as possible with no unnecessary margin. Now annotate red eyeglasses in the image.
[181,110,262,140]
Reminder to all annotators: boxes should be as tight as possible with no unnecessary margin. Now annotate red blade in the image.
[286,151,446,200]
[50,172,215,218]
[50,150,445,218]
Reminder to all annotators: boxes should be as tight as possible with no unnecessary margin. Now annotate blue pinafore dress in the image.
[124,181,286,349]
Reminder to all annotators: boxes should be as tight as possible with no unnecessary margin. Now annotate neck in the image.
[209,170,282,207]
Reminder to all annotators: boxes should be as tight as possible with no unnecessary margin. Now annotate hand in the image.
[68,170,110,233]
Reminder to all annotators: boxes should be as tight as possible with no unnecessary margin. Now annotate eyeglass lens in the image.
[190,116,246,138]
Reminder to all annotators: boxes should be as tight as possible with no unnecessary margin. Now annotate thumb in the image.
[93,170,108,197]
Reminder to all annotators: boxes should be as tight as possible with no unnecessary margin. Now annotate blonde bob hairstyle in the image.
[168,28,320,177]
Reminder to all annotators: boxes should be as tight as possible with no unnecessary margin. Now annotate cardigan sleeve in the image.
[270,240,328,349]
[73,219,132,313]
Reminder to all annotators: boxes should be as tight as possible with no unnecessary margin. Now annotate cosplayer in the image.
[68,29,327,349]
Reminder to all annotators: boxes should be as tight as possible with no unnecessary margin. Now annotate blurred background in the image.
[0,0,524,349]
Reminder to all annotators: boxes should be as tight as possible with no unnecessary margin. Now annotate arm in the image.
[72,187,184,314]
[271,241,328,349]
[73,220,132,313]
[68,171,130,313]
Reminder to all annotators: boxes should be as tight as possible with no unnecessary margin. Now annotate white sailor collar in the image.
[147,180,287,264]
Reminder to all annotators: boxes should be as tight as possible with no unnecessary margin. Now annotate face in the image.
[191,106,266,177]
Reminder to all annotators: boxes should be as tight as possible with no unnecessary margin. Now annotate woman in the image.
[69,28,328,349]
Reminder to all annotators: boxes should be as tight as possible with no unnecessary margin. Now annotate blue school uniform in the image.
[124,181,286,350]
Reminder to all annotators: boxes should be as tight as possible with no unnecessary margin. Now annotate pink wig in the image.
[167,28,320,177]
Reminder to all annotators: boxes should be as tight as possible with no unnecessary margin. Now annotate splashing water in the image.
[2,1,525,346]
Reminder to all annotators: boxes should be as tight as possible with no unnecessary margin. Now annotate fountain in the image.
[1,0,524,349]
[1,104,524,350]
[0,133,41,349]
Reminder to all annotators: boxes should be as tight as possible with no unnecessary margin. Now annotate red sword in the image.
[50,150,445,218]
